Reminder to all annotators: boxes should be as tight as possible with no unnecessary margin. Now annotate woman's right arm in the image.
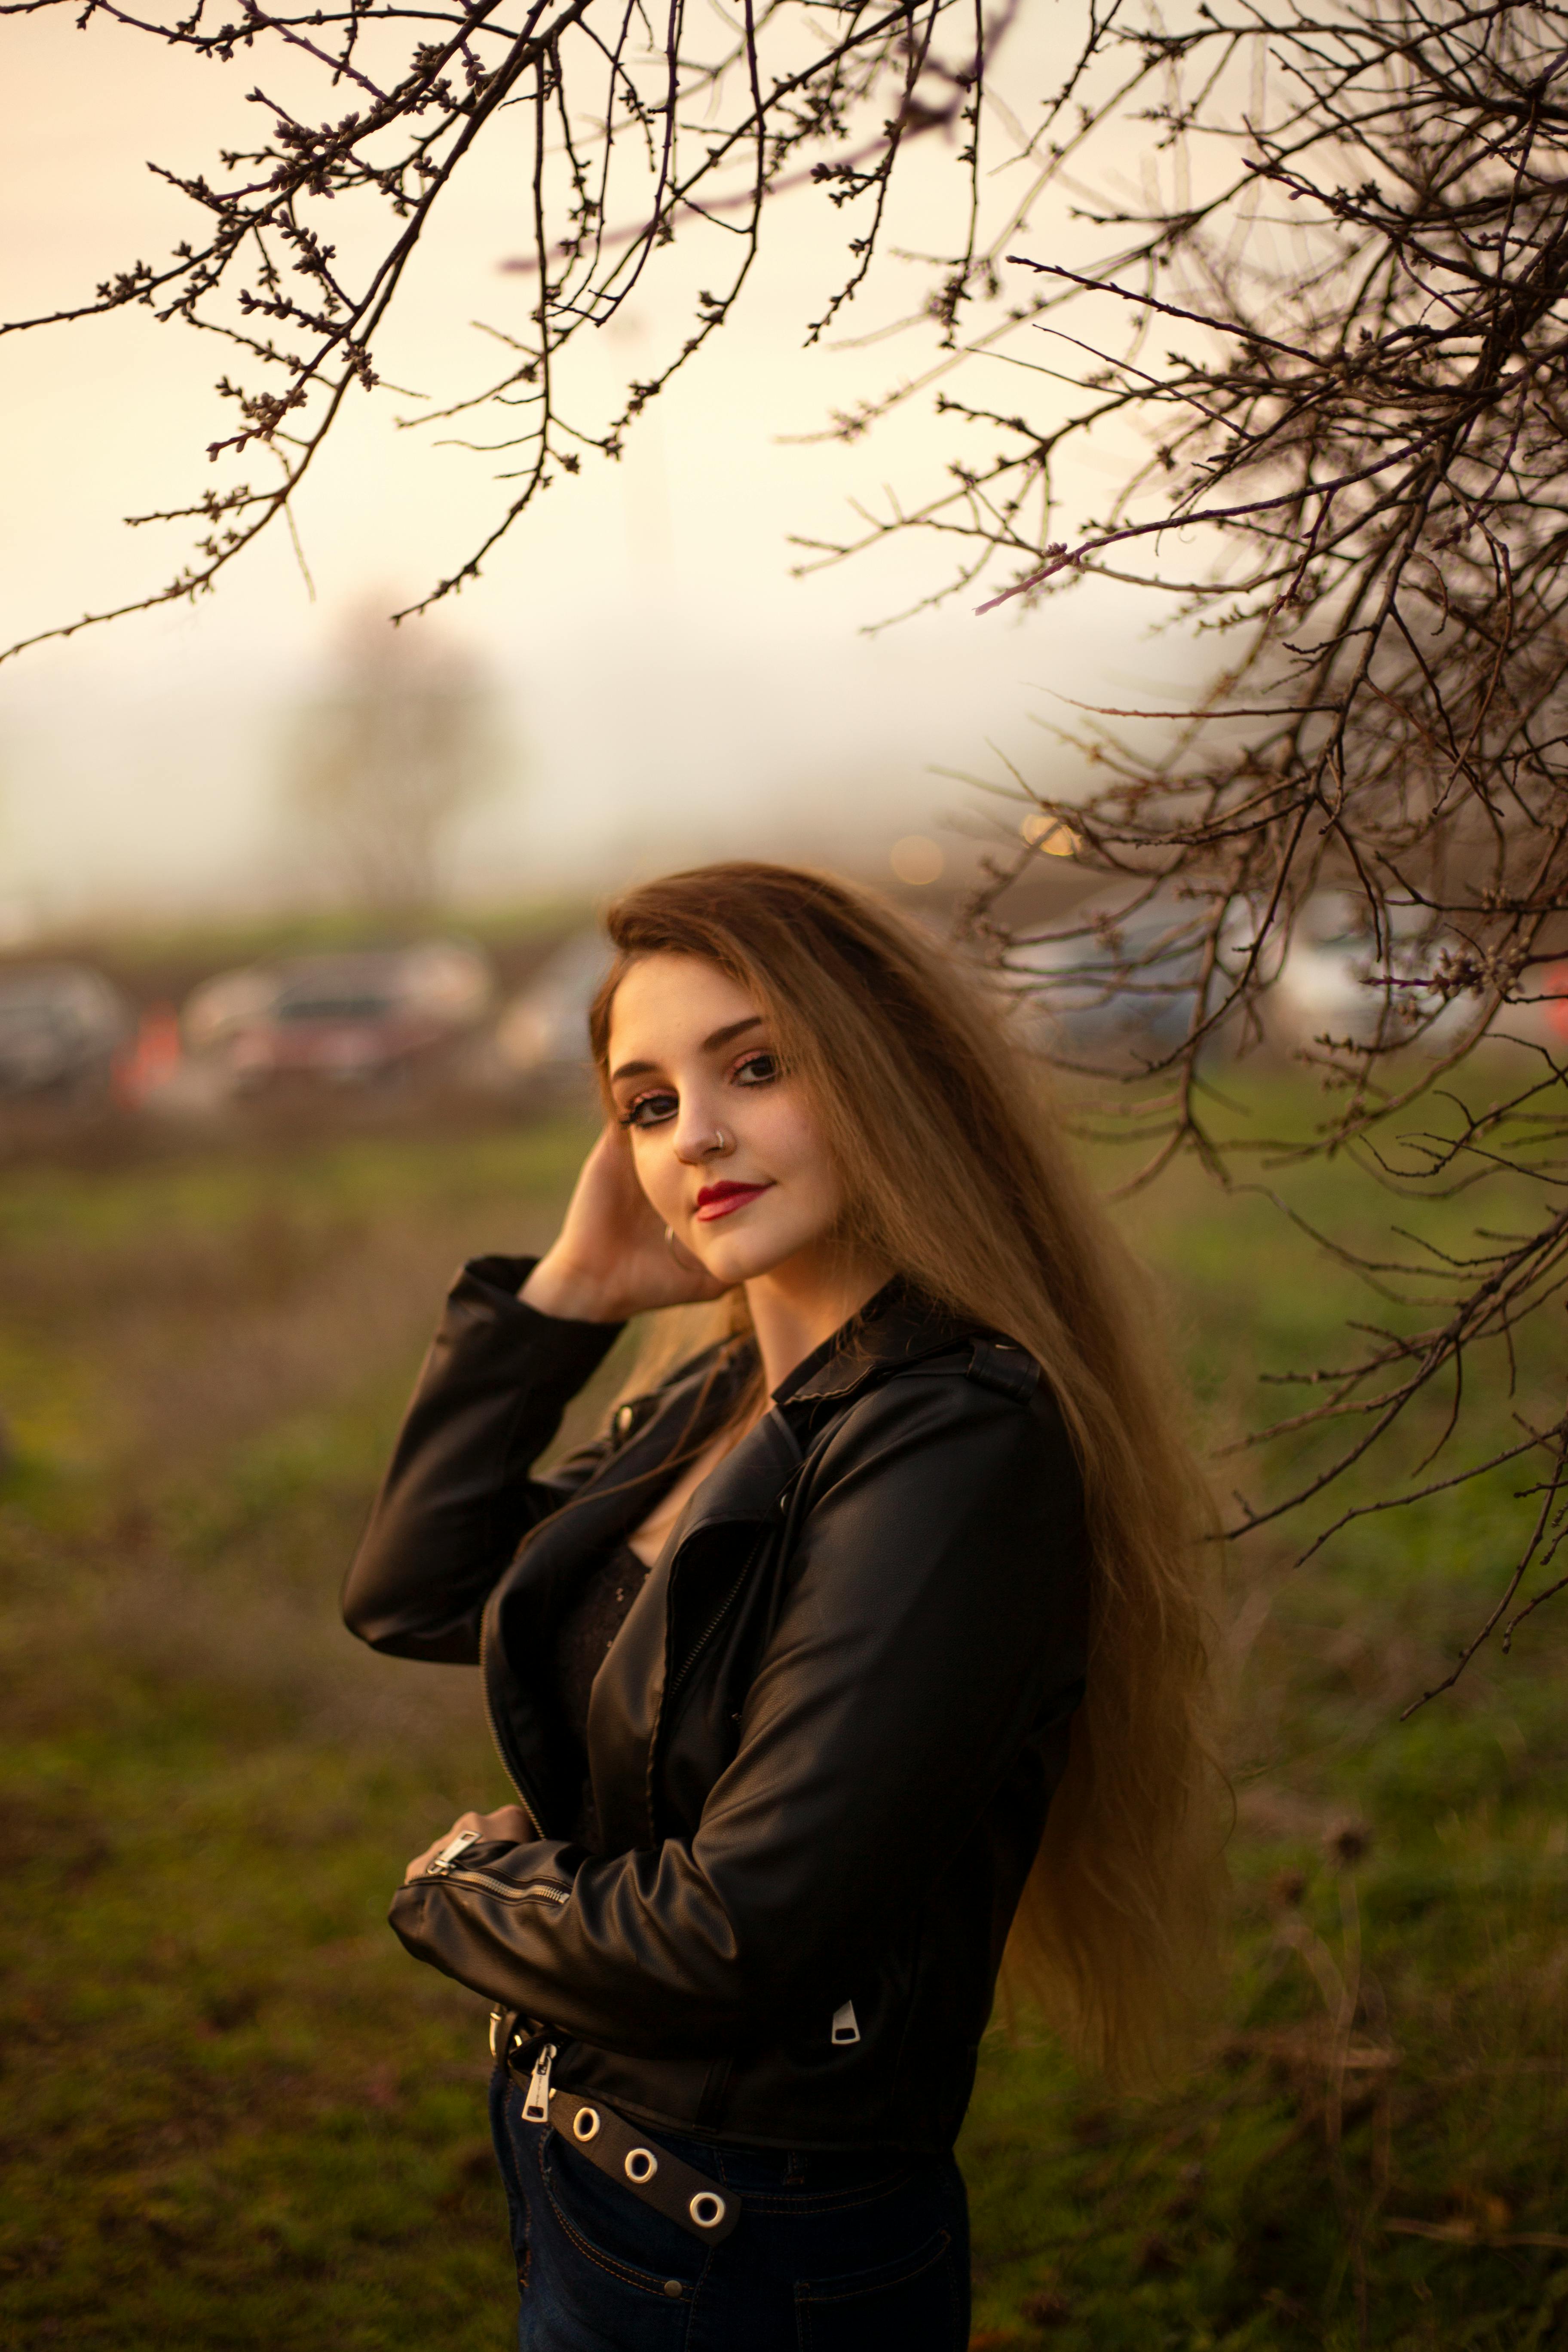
[340,1253,625,1663]
[343,1124,726,1664]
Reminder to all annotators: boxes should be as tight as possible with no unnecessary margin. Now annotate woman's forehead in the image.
[606,952,761,1062]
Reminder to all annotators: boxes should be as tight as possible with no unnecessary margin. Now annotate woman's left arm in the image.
[388,1365,1089,2055]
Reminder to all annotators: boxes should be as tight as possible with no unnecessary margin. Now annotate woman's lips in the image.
[694,1179,773,1222]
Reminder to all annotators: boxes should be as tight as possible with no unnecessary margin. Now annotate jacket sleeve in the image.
[341,1254,625,1663]
[387,1365,1088,2053]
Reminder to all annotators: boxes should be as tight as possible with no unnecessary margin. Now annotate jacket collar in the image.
[669,1286,980,1548]
[499,1286,984,1599]
[772,1279,980,1408]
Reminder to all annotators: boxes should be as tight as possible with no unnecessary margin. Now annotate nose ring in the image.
[710,1126,731,1154]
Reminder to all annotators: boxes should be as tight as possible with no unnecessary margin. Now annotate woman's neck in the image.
[743,1243,891,1396]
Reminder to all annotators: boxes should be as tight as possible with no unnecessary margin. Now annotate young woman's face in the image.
[606,952,845,1287]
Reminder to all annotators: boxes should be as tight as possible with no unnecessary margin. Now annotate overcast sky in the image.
[0,6,1198,929]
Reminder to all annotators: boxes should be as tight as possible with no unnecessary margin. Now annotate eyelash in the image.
[618,1049,778,1130]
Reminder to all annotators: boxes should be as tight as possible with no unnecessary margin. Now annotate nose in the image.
[673,1108,732,1166]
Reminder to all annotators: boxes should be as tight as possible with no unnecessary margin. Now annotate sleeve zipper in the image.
[425,1866,570,1902]
[422,1833,570,1905]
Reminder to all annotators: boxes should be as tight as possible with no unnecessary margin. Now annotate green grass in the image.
[1,1095,1565,2348]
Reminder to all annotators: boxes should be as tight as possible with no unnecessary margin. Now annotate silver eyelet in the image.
[689,2191,726,2229]
[624,2147,658,2183]
[571,2107,601,2143]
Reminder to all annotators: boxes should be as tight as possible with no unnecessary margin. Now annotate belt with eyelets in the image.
[500,2023,738,2244]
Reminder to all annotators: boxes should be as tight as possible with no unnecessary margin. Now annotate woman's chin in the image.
[689,1242,769,1288]
[687,1225,805,1290]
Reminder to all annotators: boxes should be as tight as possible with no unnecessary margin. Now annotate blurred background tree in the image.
[283,606,503,915]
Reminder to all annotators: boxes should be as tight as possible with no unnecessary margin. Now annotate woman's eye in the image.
[733,1052,778,1087]
[620,1090,677,1130]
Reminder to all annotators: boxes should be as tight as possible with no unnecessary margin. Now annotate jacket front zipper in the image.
[522,2041,556,2121]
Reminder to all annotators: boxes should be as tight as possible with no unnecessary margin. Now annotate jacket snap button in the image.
[663,2279,683,2299]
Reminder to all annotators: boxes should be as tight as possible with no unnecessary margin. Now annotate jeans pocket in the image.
[535,2130,705,2309]
[793,2224,960,2352]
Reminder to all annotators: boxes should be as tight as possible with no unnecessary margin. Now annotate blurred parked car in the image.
[1533,962,1568,1047]
[181,964,280,1056]
[1482,956,1568,1054]
[184,941,495,1088]
[491,929,612,1096]
[0,962,133,1100]
[1008,898,1211,1064]
[1268,895,1475,1057]
[1014,891,1491,1066]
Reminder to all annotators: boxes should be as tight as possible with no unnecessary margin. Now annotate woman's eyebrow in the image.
[609,1015,763,1086]
[703,1014,764,1052]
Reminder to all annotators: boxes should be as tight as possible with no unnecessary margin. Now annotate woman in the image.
[344,861,1217,2350]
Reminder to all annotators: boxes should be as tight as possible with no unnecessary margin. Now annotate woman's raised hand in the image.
[520,1123,729,1324]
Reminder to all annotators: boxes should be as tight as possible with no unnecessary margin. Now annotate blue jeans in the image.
[488,2067,971,2351]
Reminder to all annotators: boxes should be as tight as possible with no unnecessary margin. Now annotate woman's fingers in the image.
[522,1122,732,1320]
[482,1804,535,1843]
[403,1815,472,1882]
[404,1804,530,1884]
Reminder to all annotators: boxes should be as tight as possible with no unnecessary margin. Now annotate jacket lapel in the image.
[586,1403,803,1851]
[481,1350,746,1833]
[667,1401,802,1540]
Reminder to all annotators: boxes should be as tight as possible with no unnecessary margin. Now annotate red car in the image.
[188,945,494,1088]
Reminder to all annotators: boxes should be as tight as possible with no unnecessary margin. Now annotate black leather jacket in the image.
[345,1256,1089,2155]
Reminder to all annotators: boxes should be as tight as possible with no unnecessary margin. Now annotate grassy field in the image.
[0,1092,1564,2349]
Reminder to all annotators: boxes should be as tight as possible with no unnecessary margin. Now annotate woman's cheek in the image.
[766,1109,839,1213]
[632,1140,681,1224]
[753,1095,827,1179]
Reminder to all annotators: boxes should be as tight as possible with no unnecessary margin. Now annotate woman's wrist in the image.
[518,1252,626,1325]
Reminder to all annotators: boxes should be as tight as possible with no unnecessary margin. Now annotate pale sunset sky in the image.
[0,5,1195,927]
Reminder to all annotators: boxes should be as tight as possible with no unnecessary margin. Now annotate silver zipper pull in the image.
[522,2041,556,2122]
[427,1828,480,1876]
[830,1999,860,2046]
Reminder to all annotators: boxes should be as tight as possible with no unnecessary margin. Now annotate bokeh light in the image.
[889,834,945,885]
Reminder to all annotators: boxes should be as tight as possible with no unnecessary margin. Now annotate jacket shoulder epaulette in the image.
[963,1337,1041,1403]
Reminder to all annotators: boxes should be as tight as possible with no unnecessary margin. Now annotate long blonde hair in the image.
[588,861,1223,2084]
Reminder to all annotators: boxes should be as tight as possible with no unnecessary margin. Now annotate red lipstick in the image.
[695,1179,773,1222]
